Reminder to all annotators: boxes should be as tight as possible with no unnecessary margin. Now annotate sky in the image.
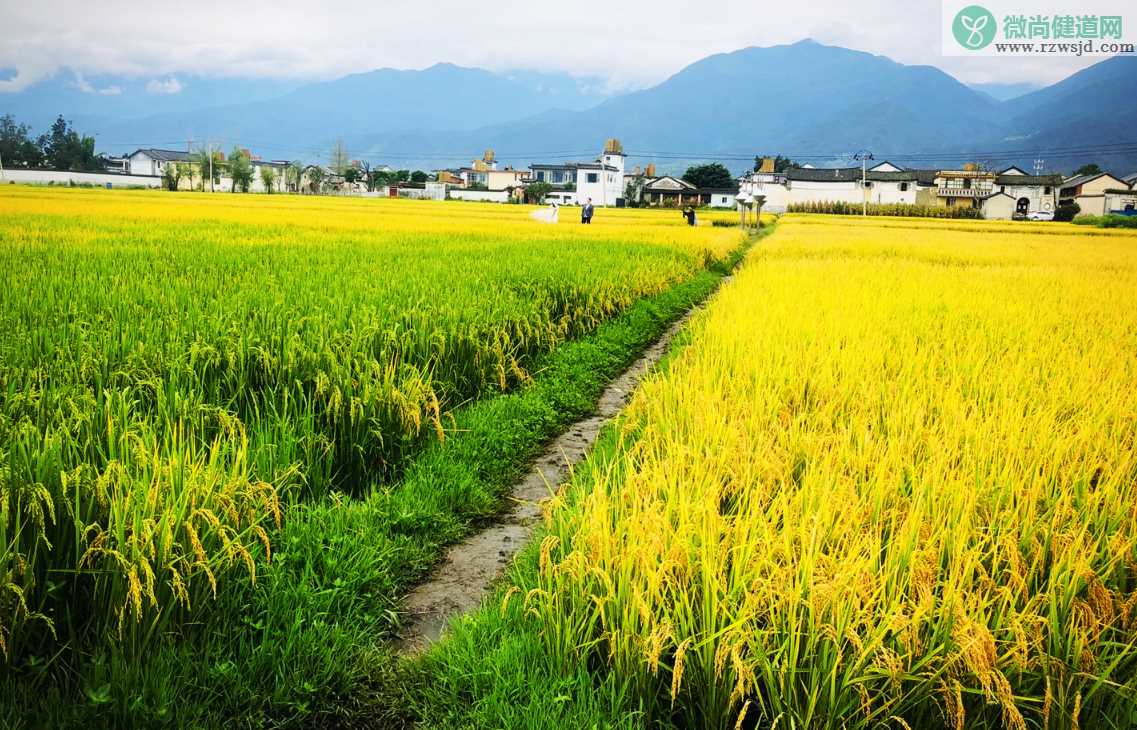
[0,0,1109,93]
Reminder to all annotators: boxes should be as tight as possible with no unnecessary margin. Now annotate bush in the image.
[1071,213,1137,228]
[786,201,982,219]
[1053,202,1080,222]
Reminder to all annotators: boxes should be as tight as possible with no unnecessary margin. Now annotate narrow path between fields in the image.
[394,281,728,653]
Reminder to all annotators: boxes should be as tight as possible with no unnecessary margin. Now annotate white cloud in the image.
[145,77,183,94]
[0,0,1112,91]
[69,71,123,95]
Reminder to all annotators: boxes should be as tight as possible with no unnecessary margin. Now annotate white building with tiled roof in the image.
[126,148,191,177]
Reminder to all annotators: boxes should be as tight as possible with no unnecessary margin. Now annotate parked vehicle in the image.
[1027,210,1055,221]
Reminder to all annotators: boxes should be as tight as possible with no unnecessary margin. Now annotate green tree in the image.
[196,146,222,191]
[1054,201,1081,222]
[525,181,552,203]
[1072,163,1102,177]
[753,154,800,173]
[0,114,44,168]
[161,163,182,191]
[682,162,735,189]
[343,167,361,184]
[260,166,277,193]
[410,170,429,184]
[38,115,101,171]
[176,162,196,192]
[228,147,253,193]
[306,166,325,194]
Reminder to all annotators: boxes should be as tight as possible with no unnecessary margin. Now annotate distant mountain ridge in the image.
[2,41,1134,174]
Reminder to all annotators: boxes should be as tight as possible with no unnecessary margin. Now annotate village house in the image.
[434,170,463,185]
[978,192,1019,220]
[739,161,927,212]
[740,159,1061,219]
[456,149,528,191]
[633,175,697,206]
[529,163,577,187]
[528,139,627,206]
[1060,171,1136,216]
[989,166,1063,216]
[102,155,129,174]
[924,166,996,209]
[126,148,191,177]
[624,170,738,208]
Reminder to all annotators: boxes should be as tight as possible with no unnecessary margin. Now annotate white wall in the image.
[576,168,622,207]
[740,175,791,212]
[981,195,1017,220]
[740,176,917,210]
[867,181,918,205]
[449,189,510,203]
[1105,190,1137,214]
[785,181,863,207]
[128,151,157,176]
[0,169,163,188]
[999,184,1057,214]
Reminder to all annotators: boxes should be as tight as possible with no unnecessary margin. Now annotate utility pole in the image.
[1034,158,1045,175]
[853,149,874,216]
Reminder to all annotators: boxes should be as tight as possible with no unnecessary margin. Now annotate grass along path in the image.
[395,287,712,652]
[3,230,757,729]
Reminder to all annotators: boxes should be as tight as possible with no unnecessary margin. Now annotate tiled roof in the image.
[785,168,922,183]
[995,174,1064,186]
[786,167,862,182]
[1061,172,1114,190]
[129,148,191,162]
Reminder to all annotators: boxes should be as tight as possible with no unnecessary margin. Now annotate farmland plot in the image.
[0,186,739,677]
[423,215,1137,729]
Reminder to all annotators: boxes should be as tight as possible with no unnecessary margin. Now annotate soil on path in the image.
[393,292,720,653]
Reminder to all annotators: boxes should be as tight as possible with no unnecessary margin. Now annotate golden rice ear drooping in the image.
[522,214,1137,728]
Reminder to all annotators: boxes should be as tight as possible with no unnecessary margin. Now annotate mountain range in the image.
[2,41,1135,175]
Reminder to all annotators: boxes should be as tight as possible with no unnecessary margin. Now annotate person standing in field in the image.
[581,198,594,224]
[682,206,697,226]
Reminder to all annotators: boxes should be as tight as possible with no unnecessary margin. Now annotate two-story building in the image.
[992,166,1063,216]
[1060,171,1135,216]
[528,139,627,206]
[926,166,996,209]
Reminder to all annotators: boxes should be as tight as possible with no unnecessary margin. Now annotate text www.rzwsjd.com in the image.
[993,40,1135,55]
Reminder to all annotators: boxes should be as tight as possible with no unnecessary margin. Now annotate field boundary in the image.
[393,225,770,652]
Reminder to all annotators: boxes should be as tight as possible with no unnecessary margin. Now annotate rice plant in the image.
[524,214,1137,728]
[0,186,740,665]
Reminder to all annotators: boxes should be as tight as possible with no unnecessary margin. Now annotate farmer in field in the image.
[581,198,594,224]
[682,205,697,226]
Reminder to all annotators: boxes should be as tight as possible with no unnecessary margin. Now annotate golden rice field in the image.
[521,214,1137,728]
[0,186,739,665]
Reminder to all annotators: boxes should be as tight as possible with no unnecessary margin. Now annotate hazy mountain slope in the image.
[3,43,1133,174]
[2,64,613,159]
[989,56,1137,174]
